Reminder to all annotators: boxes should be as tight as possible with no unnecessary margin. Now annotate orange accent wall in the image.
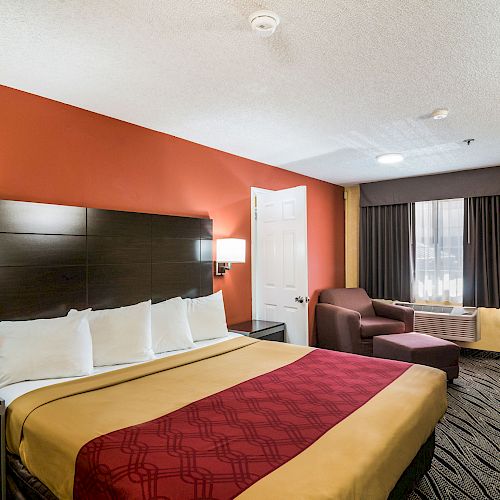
[0,85,344,343]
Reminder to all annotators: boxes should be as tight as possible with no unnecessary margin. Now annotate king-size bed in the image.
[0,200,447,500]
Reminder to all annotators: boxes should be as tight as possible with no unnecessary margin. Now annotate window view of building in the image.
[414,198,464,304]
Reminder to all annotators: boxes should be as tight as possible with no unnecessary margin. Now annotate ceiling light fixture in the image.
[249,10,280,37]
[376,153,404,165]
[431,108,449,120]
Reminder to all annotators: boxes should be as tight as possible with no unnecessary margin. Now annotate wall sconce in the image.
[215,238,246,275]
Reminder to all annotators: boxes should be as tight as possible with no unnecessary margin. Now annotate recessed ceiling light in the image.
[431,108,449,120]
[376,153,404,165]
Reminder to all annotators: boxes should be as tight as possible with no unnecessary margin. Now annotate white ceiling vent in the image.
[249,10,280,37]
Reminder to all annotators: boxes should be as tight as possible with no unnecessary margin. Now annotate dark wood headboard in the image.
[0,200,213,320]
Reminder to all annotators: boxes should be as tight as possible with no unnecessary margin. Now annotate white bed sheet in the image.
[1,332,243,407]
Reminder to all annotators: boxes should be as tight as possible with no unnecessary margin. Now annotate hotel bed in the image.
[3,334,446,500]
[0,200,447,499]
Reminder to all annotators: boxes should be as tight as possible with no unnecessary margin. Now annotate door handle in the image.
[295,296,310,304]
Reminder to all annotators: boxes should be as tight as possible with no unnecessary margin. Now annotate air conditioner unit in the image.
[394,302,478,342]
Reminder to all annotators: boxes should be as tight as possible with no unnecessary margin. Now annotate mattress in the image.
[5,337,447,499]
[0,332,242,407]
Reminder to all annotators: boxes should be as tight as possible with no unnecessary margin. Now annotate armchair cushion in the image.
[319,288,375,317]
[372,301,414,332]
[360,317,406,338]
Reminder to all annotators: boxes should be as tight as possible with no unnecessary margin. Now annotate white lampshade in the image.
[216,238,246,263]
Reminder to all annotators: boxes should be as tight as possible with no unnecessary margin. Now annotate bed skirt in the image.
[5,432,435,500]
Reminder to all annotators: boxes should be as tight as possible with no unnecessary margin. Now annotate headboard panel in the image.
[0,200,213,320]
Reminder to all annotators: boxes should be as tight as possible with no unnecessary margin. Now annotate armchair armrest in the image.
[1,397,5,500]
[316,303,362,353]
[372,301,414,332]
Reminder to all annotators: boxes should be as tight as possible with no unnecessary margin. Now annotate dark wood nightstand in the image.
[228,320,285,342]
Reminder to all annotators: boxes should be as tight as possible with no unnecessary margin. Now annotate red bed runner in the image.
[73,349,410,499]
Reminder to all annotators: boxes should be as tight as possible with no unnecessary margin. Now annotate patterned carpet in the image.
[409,350,500,500]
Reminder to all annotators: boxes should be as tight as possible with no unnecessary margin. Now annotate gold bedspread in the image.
[7,337,447,499]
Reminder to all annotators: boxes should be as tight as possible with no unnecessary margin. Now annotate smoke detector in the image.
[249,10,280,37]
[431,108,449,120]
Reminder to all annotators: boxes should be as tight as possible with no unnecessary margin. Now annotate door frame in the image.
[250,187,272,319]
[251,186,309,326]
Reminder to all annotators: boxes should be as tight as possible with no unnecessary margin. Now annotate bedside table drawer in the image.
[258,330,285,342]
[248,324,285,340]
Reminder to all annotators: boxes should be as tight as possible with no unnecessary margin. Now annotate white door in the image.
[252,186,309,345]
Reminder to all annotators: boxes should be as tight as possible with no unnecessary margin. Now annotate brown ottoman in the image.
[373,332,460,380]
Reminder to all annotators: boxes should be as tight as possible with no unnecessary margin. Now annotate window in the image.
[413,199,464,304]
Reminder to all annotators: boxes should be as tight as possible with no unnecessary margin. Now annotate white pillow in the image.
[152,297,195,353]
[185,291,228,341]
[0,315,93,389]
[70,301,154,366]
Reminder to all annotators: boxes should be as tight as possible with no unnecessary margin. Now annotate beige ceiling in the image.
[1,1,499,185]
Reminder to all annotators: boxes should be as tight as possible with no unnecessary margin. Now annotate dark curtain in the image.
[463,195,500,308]
[360,203,413,301]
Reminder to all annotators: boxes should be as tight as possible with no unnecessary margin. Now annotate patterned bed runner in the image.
[73,349,410,499]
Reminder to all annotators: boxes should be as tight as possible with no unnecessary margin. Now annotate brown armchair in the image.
[316,288,414,356]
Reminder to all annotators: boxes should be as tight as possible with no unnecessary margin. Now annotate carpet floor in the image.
[409,349,500,500]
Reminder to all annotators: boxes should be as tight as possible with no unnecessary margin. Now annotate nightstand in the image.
[229,320,285,342]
